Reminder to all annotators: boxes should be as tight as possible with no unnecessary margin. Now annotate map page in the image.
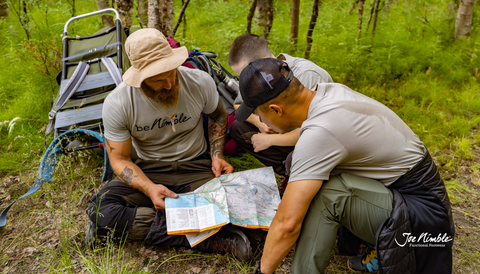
[165,167,281,246]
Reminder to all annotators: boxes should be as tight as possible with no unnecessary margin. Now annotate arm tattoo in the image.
[207,99,228,159]
[105,138,115,153]
[118,166,138,184]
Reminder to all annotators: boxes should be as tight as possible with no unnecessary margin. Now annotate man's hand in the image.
[146,183,179,210]
[251,133,273,152]
[257,121,277,134]
[211,156,234,177]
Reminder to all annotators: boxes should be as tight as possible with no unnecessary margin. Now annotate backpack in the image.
[167,38,241,156]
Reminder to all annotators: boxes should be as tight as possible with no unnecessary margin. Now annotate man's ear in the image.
[269,104,283,116]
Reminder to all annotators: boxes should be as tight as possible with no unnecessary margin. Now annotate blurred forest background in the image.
[0,0,479,273]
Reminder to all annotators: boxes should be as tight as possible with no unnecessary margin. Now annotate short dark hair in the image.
[258,68,304,112]
[228,34,273,66]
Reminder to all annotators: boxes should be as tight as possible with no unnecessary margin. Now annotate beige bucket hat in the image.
[122,28,188,88]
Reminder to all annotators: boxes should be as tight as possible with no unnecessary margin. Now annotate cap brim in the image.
[123,46,189,88]
[235,103,256,122]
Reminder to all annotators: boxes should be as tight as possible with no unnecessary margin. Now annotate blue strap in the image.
[0,129,112,229]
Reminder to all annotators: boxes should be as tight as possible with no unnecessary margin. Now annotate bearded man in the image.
[85,28,252,260]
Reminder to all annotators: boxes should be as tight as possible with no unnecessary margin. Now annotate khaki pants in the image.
[291,174,393,274]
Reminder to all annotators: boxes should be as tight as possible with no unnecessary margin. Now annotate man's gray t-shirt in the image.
[234,53,333,104]
[103,66,219,161]
[289,83,425,186]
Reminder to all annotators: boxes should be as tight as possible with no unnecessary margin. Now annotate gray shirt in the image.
[234,53,333,104]
[290,83,425,186]
[103,66,219,161]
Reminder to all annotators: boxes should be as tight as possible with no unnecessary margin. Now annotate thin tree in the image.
[66,0,75,17]
[246,0,258,34]
[357,0,365,39]
[256,0,274,40]
[7,0,30,39]
[0,0,9,17]
[181,0,186,37]
[173,0,190,37]
[304,0,321,59]
[290,0,300,52]
[384,0,393,13]
[371,0,381,35]
[148,0,162,31]
[162,0,174,37]
[349,0,359,13]
[96,0,114,27]
[115,0,133,28]
[455,0,476,38]
[137,0,148,27]
[366,0,376,32]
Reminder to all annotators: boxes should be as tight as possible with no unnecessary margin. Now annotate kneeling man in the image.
[236,59,454,273]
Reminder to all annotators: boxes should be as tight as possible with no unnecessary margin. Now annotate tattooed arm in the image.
[206,98,234,177]
[105,137,178,209]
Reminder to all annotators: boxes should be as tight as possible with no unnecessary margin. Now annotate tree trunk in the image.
[256,0,274,40]
[0,0,9,17]
[357,0,365,39]
[161,0,174,37]
[349,0,359,13]
[371,0,381,35]
[115,0,133,28]
[455,0,476,38]
[384,0,393,13]
[21,0,30,39]
[173,0,190,37]
[181,0,186,37]
[246,0,258,34]
[137,0,148,27]
[290,0,300,51]
[96,0,114,27]
[148,0,162,31]
[366,0,376,32]
[304,0,321,59]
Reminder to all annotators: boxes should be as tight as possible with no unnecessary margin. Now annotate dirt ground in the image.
[1,148,479,273]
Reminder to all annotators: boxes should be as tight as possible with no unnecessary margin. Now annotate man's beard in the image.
[140,74,180,108]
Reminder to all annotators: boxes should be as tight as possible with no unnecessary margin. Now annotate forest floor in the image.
[1,137,480,274]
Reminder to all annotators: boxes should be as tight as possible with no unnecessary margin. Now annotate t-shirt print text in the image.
[135,113,192,132]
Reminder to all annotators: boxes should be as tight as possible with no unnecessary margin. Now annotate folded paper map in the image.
[165,167,281,247]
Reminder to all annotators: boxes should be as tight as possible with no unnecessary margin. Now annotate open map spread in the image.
[165,167,281,247]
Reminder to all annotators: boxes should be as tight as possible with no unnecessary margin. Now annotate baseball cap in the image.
[236,58,293,122]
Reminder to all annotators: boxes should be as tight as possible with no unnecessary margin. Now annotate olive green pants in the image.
[291,174,393,274]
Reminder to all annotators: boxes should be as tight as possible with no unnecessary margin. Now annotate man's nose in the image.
[164,79,172,90]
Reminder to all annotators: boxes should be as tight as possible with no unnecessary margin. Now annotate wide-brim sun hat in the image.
[122,28,188,88]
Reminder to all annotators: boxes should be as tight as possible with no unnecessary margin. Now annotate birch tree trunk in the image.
[115,0,133,28]
[148,0,162,31]
[0,0,8,17]
[96,0,114,27]
[137,0,148,27]
[290,0,300,51]
[162,0,174,37]
[304,0,320,59]
[455,0,476,38]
